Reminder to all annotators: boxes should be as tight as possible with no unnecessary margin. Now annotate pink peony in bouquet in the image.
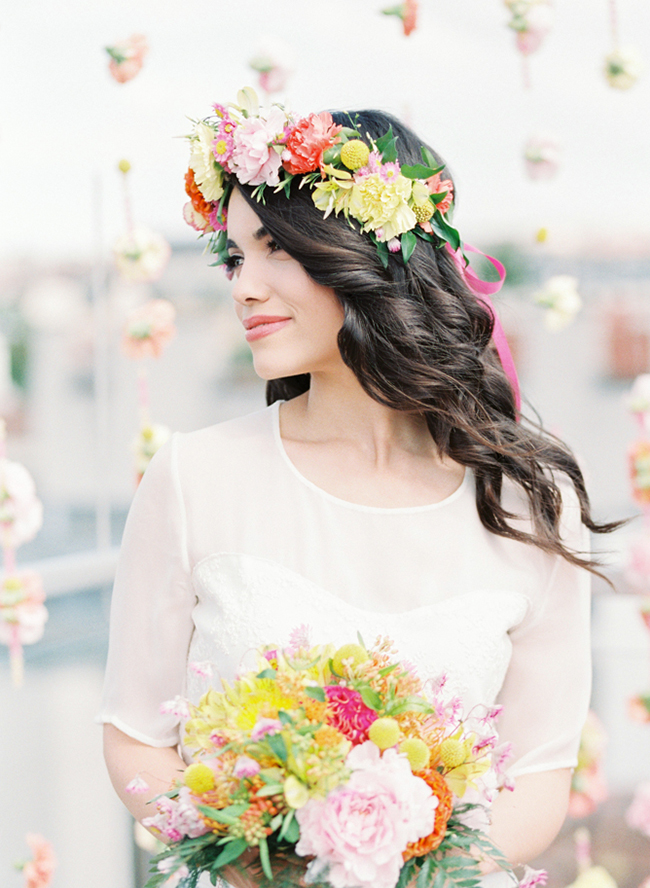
[139,633,513,888]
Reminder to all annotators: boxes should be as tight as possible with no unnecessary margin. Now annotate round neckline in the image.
[271,400,470,514]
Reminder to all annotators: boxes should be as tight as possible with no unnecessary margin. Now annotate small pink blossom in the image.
[208,205,227,232]
[356,150,383,178]
[126,775,151,794]
[188,661,213,680]
[143,787,209,842]
[519,867,548,888]
[233,755,261,779]
[251,717,282,741]
[387,238,401,253]
[296,742,435,888]
[380,161,401,182]
[288,623,311,650]
[21,834,56,888]
[627,782,650,837]
[160,696,190,722]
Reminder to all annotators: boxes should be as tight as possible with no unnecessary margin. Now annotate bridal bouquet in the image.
[142,631,513,888]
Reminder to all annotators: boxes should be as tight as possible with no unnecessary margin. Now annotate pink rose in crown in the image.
[282,112,342,176]
[230,107,288,186]
[296,742,436,888]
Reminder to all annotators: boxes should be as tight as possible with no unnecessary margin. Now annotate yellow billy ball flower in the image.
[331,643,369,675]
[184,762,216,794]
[413,201,435,224]
[340,140,370,171]
[399,738,430,772]
[440,738,467,770]
[118,159,132,174]
[368,717,401,750]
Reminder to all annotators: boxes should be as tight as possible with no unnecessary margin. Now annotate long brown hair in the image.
[235,109,619,573]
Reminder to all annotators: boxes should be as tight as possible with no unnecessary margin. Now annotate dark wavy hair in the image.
[234,109,618,573]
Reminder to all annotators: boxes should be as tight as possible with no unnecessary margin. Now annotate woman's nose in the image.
[231,262,271,307]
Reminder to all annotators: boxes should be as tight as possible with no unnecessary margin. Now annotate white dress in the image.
[99,401,591,784]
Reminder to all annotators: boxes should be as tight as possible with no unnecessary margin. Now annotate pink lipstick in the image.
[243,315,292,342]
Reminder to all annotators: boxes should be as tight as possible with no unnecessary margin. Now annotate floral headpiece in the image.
[183,88,462,269]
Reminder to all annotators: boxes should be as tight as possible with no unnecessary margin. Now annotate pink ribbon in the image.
[445,243,521,414]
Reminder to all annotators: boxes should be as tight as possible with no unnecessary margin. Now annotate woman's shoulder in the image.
[175,402,278,459]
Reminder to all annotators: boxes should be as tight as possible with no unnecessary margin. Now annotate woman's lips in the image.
[243,316,292,342]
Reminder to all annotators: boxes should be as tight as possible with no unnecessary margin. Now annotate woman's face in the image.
[226,189,346,381]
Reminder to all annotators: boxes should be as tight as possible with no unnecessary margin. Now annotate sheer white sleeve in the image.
[97,434,195,747]
[495,487,592,778]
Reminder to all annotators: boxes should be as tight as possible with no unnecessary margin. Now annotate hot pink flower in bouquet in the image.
[106,34,149,83]
[140,633,514,888]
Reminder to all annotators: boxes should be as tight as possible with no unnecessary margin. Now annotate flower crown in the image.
[183,88,463,269]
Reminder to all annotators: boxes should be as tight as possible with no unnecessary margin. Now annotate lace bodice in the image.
[99,403,591,779]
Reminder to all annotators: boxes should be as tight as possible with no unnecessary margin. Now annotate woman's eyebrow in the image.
[225,226,268,251]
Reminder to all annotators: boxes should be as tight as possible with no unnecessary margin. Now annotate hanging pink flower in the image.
[249,38,295,95]
[382,1,419,37]
[626,782,650,837]
[122,299,177,360]
[113,228,171,284]
[628,695,650,724]
[106,34,149,84]
[325,685,378,744]
[282,112,342,176]
[524,135,561,180]
[0,461,43,548]
[21,834,56,888]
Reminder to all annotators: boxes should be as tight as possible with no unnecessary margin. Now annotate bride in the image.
[99,100,615,884]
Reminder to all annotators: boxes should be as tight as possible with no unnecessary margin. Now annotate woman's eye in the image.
[222,255,243,280]
[267,239,283,255]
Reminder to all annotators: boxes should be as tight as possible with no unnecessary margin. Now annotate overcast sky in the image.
[1,0,649,264]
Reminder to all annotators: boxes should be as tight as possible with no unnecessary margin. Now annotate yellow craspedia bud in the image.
[399,737,430,772]
[331,643,369,675]
[118,159,132,174]
[368,717,401,750]
[413,201,435,224]
[340,140,370,171]
[440,738,467,770]
[184,762,216,794]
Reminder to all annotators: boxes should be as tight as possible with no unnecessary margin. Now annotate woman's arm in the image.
[486,768,572,870]
[103,724,186,825]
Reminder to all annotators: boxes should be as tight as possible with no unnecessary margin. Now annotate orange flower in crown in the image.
[283,112,343,175]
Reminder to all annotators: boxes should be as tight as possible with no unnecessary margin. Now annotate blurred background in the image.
[1,1,649,886]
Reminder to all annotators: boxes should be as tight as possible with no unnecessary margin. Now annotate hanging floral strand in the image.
[604,0,643,90]
[504,0,554,89]
[113,160,171,284]
[248,37,294,101]
[0,420,46,687]
[14,833,57,888]
[622,375,650,723]
[122,300,176,484]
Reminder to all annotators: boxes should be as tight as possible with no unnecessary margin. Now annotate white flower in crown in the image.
[189,122,226,201]
[533,275,582,331]
[605,47,643,90]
